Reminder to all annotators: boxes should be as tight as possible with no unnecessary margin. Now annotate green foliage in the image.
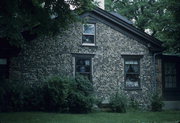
[0,76,94,113]
[42,76,70,112]
[105,0,180,53]
[151,92,164,112]
[0,0,94,47]
[22,84,44,111]
[68,75,94,113]
[0,78,25,112]
[129,98,139,111]
[109,92,128,113]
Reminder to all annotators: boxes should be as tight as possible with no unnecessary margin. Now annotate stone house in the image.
[0,7,179,108]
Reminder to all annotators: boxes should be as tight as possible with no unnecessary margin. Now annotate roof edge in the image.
[91,7,163,48]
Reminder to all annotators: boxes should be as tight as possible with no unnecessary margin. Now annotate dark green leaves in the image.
[105,0,180,53]
[0,0,93,47]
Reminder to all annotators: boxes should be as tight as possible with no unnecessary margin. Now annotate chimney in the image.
[94,0,105,10]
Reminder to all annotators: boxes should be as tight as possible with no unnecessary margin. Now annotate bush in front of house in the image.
[42,76,70,112]
[0,78,44,112]
[22,84,44,111]
[128,97,139,111]
[151,92,164,112]
[0,78,25,112]
[109,92,128,113]
[0,75,94,113]
[68,75,94,113]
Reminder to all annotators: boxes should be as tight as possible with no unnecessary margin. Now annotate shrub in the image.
[42,76,70,112]
[68,75,94,113]
[0,78,24,112]
[22,84,44,111]
[109,92,128,113]
[151,92,164,112]
[129,98,139,111]
[0,75,94,113]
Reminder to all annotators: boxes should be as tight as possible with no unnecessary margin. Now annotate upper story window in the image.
[122,55,143,89]
[82,24,95,46]
[0,58,8,79]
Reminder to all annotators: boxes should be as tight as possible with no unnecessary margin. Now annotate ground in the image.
[0,111,180,123]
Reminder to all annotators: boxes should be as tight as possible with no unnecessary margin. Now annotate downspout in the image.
[153,52,162,92]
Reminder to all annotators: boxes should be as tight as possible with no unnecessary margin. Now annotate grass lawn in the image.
[0,111,180,123]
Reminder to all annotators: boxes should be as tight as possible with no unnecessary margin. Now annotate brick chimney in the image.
[94,0,105,10]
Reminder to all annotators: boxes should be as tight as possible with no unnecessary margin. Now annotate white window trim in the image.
[82,23,96,45]
[82,43,96,46]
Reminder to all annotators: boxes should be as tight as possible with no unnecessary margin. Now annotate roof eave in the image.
[92,7,163,48]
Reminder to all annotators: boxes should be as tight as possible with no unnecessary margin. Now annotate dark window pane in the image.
[0,66,8,78]
[164,62,176,88]
[75,57,91,81]
[82,35,94,43]
[125,74,139,87]
[76,59,85,65]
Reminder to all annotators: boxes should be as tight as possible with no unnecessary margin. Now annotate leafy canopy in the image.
[0,0,93,47]
[105,0,180,53]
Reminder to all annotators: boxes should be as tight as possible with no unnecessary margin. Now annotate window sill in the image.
[81,43,98,47]
[124,88,142,91]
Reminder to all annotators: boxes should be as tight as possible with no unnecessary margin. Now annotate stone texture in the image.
[9,19,155,109]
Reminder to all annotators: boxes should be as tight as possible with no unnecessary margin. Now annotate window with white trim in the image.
[123,56,142,89]
[82,24,95,45]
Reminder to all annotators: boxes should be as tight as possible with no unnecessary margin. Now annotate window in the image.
[123,56,142,89]
[0,58,8,78]
[82,24,95,45]
[75,56,92,80]
[164,62,177,88]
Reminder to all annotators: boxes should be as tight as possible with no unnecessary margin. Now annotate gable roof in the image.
[81,7,163,52]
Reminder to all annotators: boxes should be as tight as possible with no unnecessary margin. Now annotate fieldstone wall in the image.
[9,19,154,109]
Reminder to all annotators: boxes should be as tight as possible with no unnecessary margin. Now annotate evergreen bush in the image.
[0,75,94,113]
[109,92,128,113]
[129,98,139,111]
[42,76,70,112]
[68,75,94,113]
[0,78,24,112]
[151,92,164,112]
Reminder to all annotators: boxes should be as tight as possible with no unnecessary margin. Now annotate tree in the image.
[163,0,180,53]
[0,0,93,47]
[105,0,180,53]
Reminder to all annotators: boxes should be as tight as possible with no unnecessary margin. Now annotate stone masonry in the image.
[9,18,155,109]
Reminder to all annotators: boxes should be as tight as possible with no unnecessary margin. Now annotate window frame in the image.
[82,23,96,46]
[164,62,177,89]
[122,55,143,90]
[72,54,94,81]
